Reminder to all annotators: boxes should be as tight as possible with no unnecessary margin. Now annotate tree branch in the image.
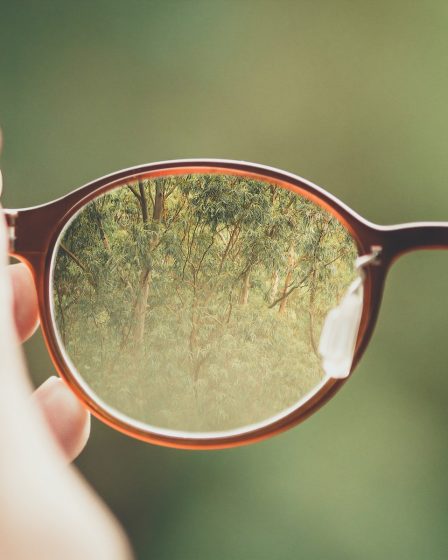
[128,185,141,201]
[59,243,97,289]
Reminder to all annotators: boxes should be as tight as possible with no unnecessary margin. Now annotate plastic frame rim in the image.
[6,158,448,449]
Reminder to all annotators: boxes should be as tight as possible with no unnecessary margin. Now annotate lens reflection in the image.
[52,173,358,433]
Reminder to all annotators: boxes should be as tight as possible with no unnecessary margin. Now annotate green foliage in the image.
[53,173,358,432]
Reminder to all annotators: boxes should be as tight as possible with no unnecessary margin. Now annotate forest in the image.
[52,173,358,432]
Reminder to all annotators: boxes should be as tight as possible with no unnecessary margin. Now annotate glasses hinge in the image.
[2,210,18,253]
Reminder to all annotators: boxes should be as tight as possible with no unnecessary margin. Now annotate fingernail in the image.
[36,376,60,393]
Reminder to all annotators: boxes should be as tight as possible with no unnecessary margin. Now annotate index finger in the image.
[9,263,39,341]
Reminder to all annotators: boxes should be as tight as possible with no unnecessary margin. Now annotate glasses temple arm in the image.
[379,222,448,262]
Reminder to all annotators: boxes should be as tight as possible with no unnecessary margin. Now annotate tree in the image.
[53,173,358,432]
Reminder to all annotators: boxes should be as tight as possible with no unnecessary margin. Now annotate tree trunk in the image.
[188,298,202,410]
[279,245,295,314]
[308,269,319,356]
[92,202,110,252]
[268,268,279,305]
[153,182,164,222]
[239,269,250,305]
[131,268,152,348]
[56,283,66,345]
[189,316,199,378]
[278,271,292,314]
[129,181,153,349]
[138,179,149,224]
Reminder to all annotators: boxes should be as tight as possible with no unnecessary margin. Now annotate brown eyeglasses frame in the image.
[4,159,448,450]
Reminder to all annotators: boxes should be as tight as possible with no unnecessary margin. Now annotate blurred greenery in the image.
[1,1,448,558]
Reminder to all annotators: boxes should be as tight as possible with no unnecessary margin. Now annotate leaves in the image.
[53,173,358,432]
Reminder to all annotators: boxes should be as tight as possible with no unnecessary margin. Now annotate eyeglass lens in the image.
[51,173,359,435]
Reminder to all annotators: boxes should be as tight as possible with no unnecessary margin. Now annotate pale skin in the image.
[0,153,133,558]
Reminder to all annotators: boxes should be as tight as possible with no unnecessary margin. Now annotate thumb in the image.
[0,208,132,559]
[0,207,34,407]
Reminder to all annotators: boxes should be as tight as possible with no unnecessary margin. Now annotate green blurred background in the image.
[2,1,448,558]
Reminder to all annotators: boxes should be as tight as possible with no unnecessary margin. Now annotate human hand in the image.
[0,167,132,559]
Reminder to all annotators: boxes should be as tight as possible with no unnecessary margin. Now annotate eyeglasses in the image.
[2,159,447,449]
